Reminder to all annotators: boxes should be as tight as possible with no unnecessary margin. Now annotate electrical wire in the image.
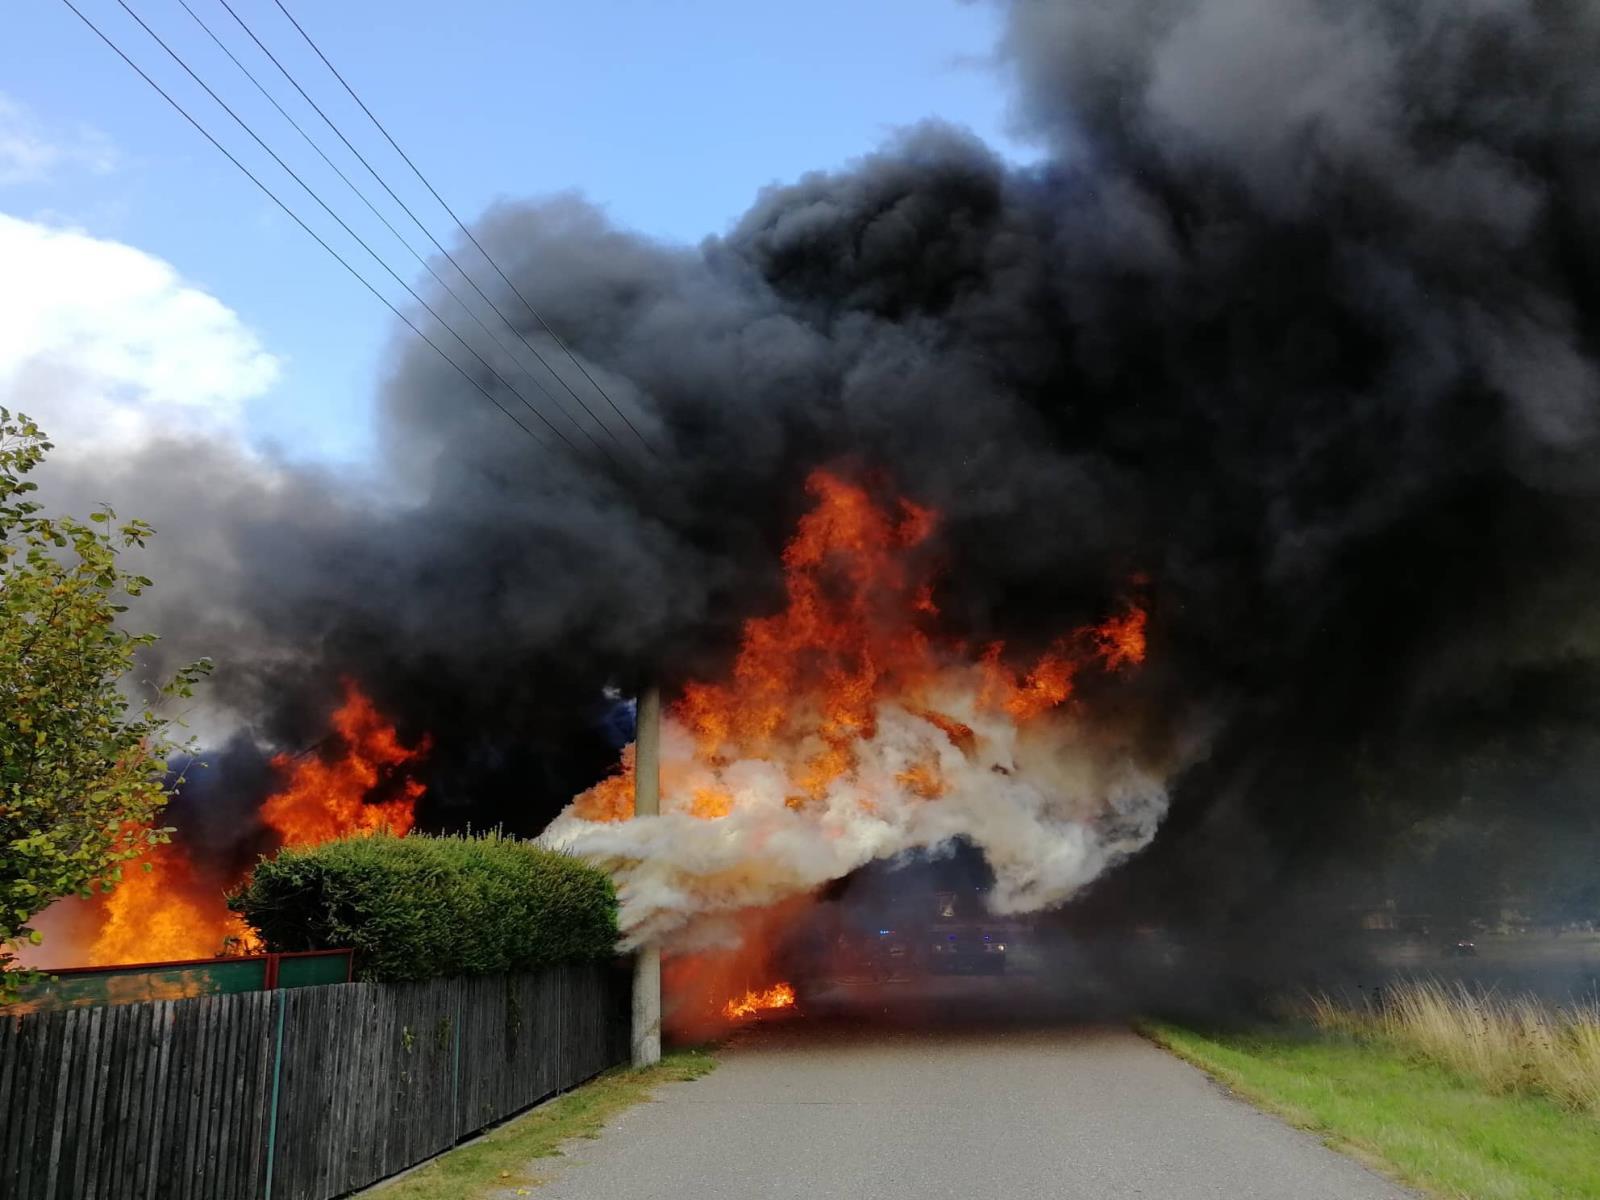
[175,0,616,456]
[269,0,663,461]
[220,0,650,461]
[57,0,553,452]
[112,0,603,461]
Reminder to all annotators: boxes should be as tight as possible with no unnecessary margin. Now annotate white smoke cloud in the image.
[543,680,1169,947]
[0,212,278,458]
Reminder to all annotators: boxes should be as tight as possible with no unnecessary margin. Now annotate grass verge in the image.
[1146,1023,1599,1200]
[365,1050,716,1199]
[1308,981,1600,1114]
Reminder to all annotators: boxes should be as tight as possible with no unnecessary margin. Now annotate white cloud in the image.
[0,212,279,455]
[0,93,118,186]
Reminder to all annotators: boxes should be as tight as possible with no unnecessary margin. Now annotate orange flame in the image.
[260,680,426,845]
[659,900,811,1040]
[78,681,426,967]
[722,982,796,1020]
[86,845,257,965]
[574,469,1145,821]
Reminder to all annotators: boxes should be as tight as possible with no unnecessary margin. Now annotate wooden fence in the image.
[0,962,631,1200]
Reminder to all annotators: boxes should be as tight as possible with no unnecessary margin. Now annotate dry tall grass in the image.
[1308,980,1600,1115]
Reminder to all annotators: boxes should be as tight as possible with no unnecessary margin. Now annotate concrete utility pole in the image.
[631,684,662,1067]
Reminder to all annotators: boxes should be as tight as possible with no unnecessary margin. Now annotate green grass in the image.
[1146,1023,1600,1200]
[1306,981,1600,1114]
[364,1050,716,1199]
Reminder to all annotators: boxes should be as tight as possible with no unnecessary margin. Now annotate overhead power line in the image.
[108,0,605,462]
[173,0,618,457]
[57,0,554,452]
[269,0,663,462]
[209,0,639,461]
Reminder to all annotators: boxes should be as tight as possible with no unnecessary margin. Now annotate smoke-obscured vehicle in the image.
[831,927,914,982]
[781,878,1027,996]
[926,925,1009,975]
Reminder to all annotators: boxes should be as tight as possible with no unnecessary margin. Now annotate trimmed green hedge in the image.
[228,832,618,982]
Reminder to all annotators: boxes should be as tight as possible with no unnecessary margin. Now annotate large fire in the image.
[571,469,1146,827]
[85,846,258,966]
[546,469,1164,1032]
[70,680,425,967]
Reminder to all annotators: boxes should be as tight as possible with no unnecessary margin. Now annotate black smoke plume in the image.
[56,0,1600,955]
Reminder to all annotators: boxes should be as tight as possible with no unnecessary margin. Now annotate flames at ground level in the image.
[27,681,427,969]
[723,982,797,1020]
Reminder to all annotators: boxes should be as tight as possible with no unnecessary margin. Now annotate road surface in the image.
[524,1019,1411,1199]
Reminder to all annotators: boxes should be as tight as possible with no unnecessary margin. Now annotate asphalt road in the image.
[526,1019,1412,1200]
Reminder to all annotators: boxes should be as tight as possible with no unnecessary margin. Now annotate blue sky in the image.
[3,0,1025,461]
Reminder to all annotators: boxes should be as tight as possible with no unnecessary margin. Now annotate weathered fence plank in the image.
[139,1002,174,1200]
[154,999,191,1200]
[73,1006,104,1200]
